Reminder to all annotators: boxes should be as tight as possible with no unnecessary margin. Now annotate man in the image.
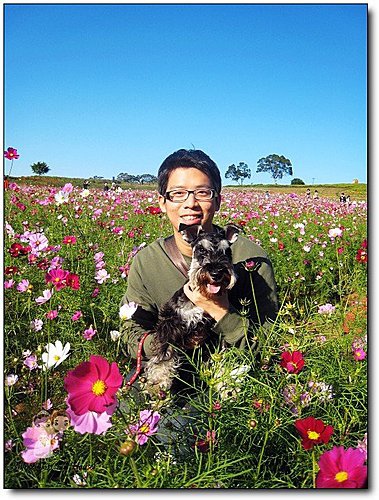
[120,149,278,363]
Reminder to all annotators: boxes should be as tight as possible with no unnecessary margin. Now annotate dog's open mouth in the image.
[206,282,221,294]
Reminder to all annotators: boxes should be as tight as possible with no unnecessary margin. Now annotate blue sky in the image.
[4,3,367,185]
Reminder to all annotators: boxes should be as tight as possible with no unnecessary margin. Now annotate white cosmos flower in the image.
[54,191,70,205]
[5,374,19,386]
[81,189,90,198]
[119,302,138,320]
[110,330,121,341]
[42,340,71,370]
[328,227,343,238]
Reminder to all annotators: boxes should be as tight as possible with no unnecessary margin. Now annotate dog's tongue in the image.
[207,283,221,294]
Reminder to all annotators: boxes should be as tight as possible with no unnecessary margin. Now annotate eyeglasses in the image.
[165,188,217,203]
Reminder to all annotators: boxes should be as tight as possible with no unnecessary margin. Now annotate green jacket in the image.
[120,231,278,359]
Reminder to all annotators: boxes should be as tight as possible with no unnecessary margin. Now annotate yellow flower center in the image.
[139,424,150,434]
[335,471,348,483]
[92,379,107,396]
[54,355,60,361]
[307,430,320,440]
[54,277,61,282]
[356,351,362,357]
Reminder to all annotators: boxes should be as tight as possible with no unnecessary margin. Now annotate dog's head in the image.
[179,223,240,298]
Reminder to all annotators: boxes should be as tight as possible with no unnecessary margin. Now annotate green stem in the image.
[130,457,143,488]
[255,430,269,479]
[249,273,262,328]
[312,449,317,488]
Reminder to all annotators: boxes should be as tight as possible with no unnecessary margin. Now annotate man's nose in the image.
[184,192,199,207]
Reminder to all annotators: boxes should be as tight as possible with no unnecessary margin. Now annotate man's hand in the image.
[183,283,229,322]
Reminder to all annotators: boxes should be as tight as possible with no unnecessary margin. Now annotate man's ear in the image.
[158,194,166,213]
[179,224,204,243]
[214,193,222,212]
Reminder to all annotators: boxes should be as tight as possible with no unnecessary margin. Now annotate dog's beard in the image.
[188,262,237,299]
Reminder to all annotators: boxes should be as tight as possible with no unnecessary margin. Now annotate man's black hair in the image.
[157,149,222,196]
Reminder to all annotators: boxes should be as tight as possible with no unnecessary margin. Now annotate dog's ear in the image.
[225,224,240,244]
[179,223,204,243]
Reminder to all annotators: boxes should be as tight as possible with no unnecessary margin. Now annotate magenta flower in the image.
[67,272,80,290]
[127,409,161,445]
[316,446,367,488]
[21,425,59,464]
[71,310,83,321]
[83,326,97,340]
[66,400,117,435]
[280,351,305,374]
[35,289,53,305]
[62,235,77,245]
[4,147,20,160]
[353,349,366,361]
[64,355,123,415]
[45,269,69,291]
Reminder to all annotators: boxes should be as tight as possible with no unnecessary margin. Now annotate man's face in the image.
[158,167,221,234]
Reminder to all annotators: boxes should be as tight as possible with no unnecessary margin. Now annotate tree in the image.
[291,178,305,185]
[225,162,251,185]
[138,173,158,184]
[31,161,50,176]
[256,154,293,182]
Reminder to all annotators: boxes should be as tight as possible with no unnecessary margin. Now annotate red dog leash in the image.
[126,331,152,387]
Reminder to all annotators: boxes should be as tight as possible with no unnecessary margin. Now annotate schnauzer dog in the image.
[142,223,240,396]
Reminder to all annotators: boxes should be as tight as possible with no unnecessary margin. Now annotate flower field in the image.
[4,181,367,489]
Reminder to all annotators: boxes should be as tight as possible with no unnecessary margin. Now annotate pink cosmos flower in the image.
[316,446,367,488]
[45,269,69,291]
[64,355,123,415]
[4,279,15,289]
[23,354,39,371]
[92,287,100,298]
[95,268,110,284]
[30,319,43,331]
[318,303,336,315]
[35,289,53,305]
[17,279,30,292]
[28,233,49,252]
[127,409,161,445]
[357,433,367,461]
[71,310,83,321]
[61,183,74,194]
[21,425,60,464]
[353,349,366,361]
[83,326,97,340]
[42,399,53,410]
[66,400,117,435]
[45,310,58,320]
[280,351,305,374]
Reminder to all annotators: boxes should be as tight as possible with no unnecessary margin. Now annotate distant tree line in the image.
[116,173,158,184]
[225,153,294,185]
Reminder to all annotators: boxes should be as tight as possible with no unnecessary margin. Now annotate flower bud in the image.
[119,439,137,456]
